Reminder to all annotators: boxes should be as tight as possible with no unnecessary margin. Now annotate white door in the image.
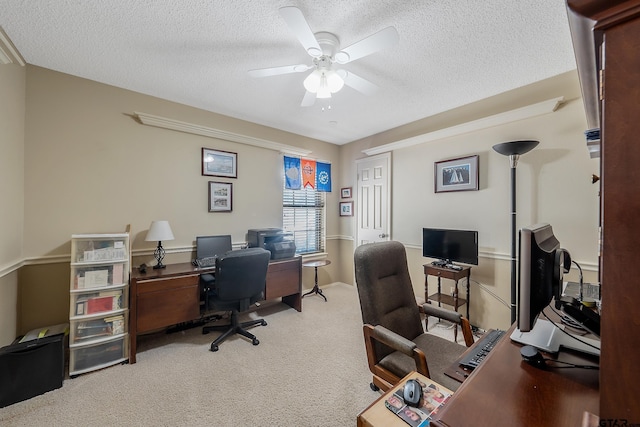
[356,153,391,246]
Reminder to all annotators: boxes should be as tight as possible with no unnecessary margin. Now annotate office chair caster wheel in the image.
[261,320,267,326]
[210,344,219,352]
[252,338,259,346]
[370,383,379,392]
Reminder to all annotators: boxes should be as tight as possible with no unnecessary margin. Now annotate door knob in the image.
[379,233,388,238]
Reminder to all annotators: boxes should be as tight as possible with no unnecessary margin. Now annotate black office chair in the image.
[202,248,271,352]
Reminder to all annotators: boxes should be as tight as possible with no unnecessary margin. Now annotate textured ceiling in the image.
[0,0,576,145]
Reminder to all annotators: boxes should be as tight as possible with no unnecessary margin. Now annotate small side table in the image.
[423,264,471,342]
[302,259,331,302]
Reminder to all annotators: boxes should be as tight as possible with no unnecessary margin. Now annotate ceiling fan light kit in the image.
[248,6,398,106]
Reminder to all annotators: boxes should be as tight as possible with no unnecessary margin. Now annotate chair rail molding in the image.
[363,97,564,156]
[133,112,312,157]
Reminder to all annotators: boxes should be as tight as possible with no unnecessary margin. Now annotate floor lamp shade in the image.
[492,140,539,324]
[145,220,175,269]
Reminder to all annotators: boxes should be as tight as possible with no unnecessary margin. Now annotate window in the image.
[283,182,325,255]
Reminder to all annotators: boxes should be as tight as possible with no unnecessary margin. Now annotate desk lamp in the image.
[492,140,539,324]
[145,220,174,269]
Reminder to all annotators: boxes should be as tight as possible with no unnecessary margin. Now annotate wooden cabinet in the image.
[567,1,640,422]
[266,256,302,311]
[68,233,130,377]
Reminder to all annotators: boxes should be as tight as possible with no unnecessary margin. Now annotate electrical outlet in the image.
[450,286,455,296]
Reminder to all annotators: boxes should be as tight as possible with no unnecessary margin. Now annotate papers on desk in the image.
[385,378,452,426]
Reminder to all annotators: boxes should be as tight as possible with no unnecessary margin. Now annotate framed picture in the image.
[208,181,232,212]
[202,148,237,178]
[339,201,353,216]
[341,187,352,199]
[434,155,479,193]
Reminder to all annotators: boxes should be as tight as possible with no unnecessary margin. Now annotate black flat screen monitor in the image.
[517,224,566,332]
[422,228,478,265]
[196,235,232,259]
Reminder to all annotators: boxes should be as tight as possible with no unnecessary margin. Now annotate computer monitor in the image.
[422,228,478,265]
[510,223,600,355]
[516,224,565,332]
[196,235,232,259]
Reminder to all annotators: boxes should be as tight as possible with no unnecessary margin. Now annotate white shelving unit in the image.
[69,233,130,377]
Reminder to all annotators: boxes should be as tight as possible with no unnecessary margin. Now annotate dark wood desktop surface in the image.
[129,257,302,363]
[431,324,599,427]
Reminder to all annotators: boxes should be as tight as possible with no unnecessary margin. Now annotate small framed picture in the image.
[339,201,353,216]
[341,187,352,199]
[202,148,237,178]
[208,181,232,212]
[434,155,479,193]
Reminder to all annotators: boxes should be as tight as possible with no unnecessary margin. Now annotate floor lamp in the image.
[492,140,539,324]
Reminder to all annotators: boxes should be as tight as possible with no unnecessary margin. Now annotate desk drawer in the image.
[136,274,199,294]
[265,258,300,299]
[137,285,199,333]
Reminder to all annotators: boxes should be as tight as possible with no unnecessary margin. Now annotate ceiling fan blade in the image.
[248,64,310,78]
[334,26,399,64]
[340,70,379,96]
[279,6,323,57]
[301,90,316,107]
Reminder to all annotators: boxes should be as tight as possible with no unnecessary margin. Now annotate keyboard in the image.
[195,256,217,268]
[458,329,506,369]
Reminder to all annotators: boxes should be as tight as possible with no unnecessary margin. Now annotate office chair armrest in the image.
[422,304,475,347]
[371,325,417,355]
[363,324,430,379]
[422,304,461,323]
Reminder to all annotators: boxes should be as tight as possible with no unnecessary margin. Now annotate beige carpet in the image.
[0,283,463,426]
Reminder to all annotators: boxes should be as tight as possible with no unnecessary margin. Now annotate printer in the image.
[247,228,296,259]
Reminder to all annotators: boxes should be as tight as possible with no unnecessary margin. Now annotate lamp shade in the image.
[303,70,322,93]
[492,140,539,156]
[303,68,344,96]
[145,220,174,241]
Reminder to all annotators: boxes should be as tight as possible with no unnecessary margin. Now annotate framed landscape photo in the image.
[339,201,353,216]
[208,181,232,212]
[435,155,479,193]
[202,148,237,178]
[341,187,352,199]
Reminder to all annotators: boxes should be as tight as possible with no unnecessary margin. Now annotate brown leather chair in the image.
[354,240,474,392]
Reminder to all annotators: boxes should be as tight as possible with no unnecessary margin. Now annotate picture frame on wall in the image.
[434,155,479,193]
[208,181,232,212]
[202,148,237,178]
[339,201,353,216]
[341,187,352,199]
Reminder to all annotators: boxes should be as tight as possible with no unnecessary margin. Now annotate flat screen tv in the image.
[422,228,478,265]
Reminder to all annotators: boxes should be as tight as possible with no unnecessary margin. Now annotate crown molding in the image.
[363,97,564,156]
[133,112,312,157]
[0,27,25,66]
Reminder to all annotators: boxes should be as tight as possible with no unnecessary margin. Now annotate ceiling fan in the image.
[248,6,399,106]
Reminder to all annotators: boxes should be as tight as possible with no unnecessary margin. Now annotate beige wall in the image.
[340,71,600,330]
[1,64,601,344]
[8,65,342,341]
[0,63,26,344]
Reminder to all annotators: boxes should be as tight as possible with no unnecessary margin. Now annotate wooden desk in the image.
[431,324,599,427]
[129,257,302,363]
[424,264,471,341]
